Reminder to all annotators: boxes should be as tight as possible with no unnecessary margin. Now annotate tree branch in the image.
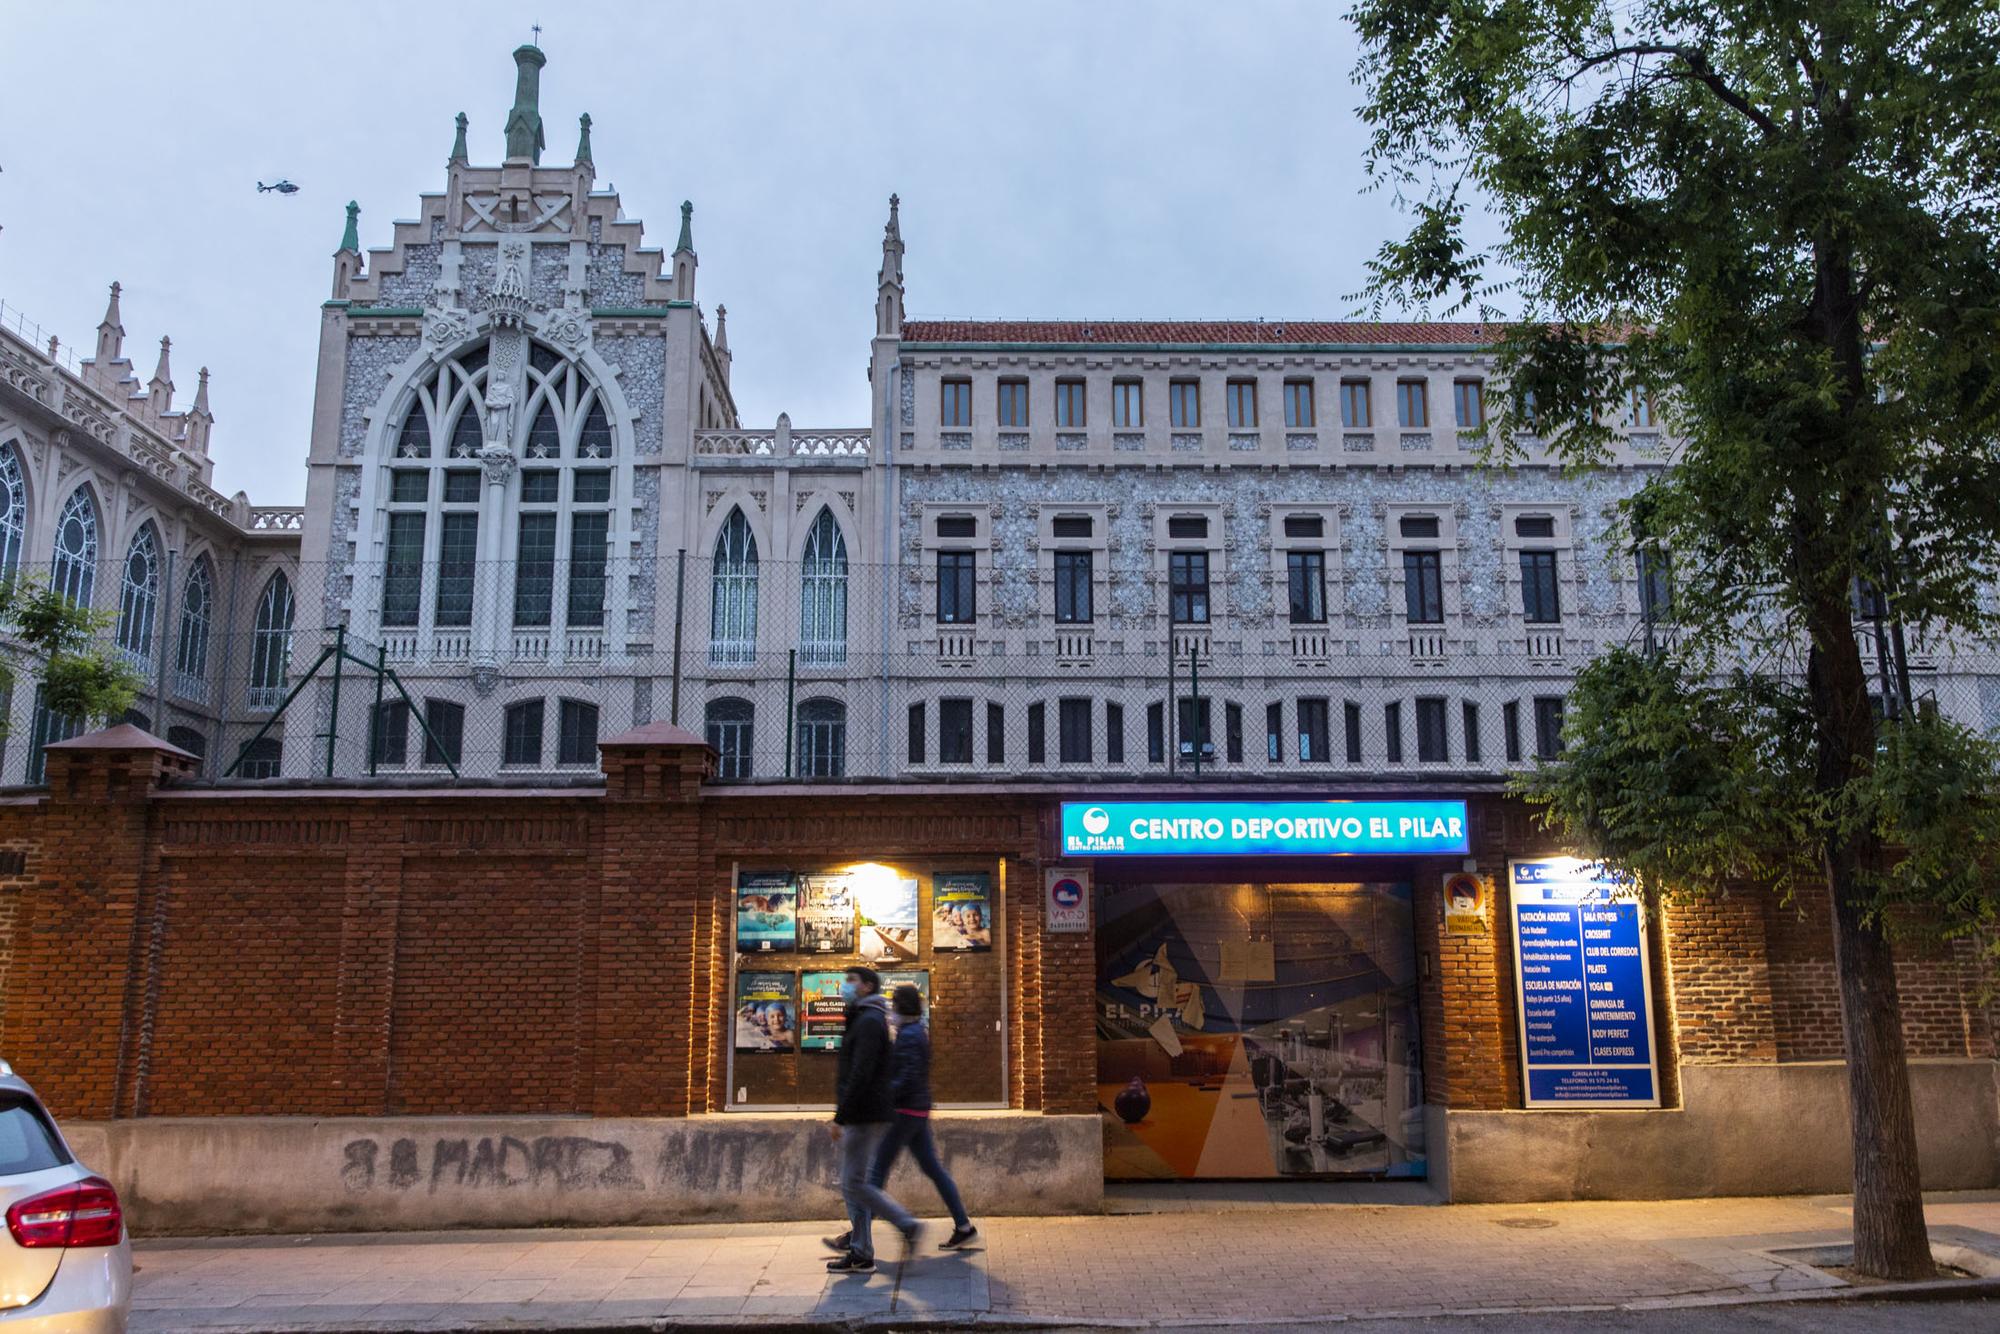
[1570,42,1783,138]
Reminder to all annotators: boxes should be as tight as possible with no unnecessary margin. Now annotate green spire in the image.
[450,111,468,163]
[504,44,547,163]
[338,200,360,254]
[575,112,592,166]
[676,200,694,253]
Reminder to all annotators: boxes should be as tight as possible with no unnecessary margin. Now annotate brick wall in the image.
[0,729,1990,1126]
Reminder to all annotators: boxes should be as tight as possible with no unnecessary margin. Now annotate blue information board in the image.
[1509,858,1661,1107]
[1059,800,1469,857]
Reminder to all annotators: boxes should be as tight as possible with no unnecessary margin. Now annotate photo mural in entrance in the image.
[1096,881,1425,1180]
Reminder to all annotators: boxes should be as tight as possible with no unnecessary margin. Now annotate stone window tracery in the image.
[249,574,295,711]
[710,508,759,665]
[173,556,214,701]
[0,445,26,580]
[115,524,162,667]
[52,488,99,609]
[799,508,848,667]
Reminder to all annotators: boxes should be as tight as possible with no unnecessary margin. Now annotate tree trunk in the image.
[1821,837,1934,1278]
[1807,624,1934,1280]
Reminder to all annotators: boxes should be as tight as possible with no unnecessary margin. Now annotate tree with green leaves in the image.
[1350,1,2000,1278]
[0,579,144,746]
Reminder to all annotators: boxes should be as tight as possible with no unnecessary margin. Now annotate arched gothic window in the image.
[0,445,26,580]
[51,488,99,608]
[800,509,848,667]
[796,699,846,778]
[115,524,162,666]
[249,574,295,711]
[709,508,759,665]
[705,697,754,779]
[173,556,214,701]
[508,348,618,646]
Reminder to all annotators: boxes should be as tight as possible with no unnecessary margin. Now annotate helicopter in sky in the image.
[256,180,300,195]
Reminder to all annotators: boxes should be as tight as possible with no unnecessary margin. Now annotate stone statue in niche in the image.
[483,378,516,453]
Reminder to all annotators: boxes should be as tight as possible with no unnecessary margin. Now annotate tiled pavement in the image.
[128,1190,2000,1331]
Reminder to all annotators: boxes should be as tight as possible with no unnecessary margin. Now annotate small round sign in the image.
[1050,876,1084,908]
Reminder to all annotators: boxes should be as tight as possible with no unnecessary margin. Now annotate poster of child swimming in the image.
[932,873,993,952]
[736,872,797,953]
[734,972,797,1053]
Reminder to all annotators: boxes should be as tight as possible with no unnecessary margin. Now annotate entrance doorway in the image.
[1095,878,1425,1180]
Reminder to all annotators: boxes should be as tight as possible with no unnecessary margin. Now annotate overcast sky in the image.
[2,0,1491,505]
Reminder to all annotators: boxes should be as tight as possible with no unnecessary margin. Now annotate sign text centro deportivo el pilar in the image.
[1058,800,1469,857]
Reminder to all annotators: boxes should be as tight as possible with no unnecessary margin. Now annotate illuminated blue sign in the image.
[1509,857,1661,1108]
[1058,800,1469,857]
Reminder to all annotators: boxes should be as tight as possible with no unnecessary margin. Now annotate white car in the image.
[0,1064,129,1332]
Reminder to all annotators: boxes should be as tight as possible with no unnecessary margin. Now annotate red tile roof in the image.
[900,320,1503,346]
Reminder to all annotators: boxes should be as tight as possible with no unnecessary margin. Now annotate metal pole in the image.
[1167,635,1178,774]
[369,642,387,776]
[670,547,687,725]
[151,548,175,727]
[1190,643,1201,777]
[325,623,345,777]
[784,647,796,778]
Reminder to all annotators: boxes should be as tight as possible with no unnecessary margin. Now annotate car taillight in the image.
[6,1178,122,1248]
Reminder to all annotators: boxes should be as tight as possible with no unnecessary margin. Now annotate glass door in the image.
[1095,880,1425,1180]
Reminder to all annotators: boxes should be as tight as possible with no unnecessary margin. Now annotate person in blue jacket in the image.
[865,982,977,1251]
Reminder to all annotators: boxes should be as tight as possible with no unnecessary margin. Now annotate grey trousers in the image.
[837,1121,891,1258]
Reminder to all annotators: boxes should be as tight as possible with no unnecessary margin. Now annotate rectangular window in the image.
[1403,550,1444,624]
[1384,701,1404,763]
[1416,697,1448,762]
[1112,380,1143,428]
[1054,379,1086,428]
[1515,514,1557,538]
[1453,379,1485,429]
[1106,701,1125,764]
[1176,697,1212,762]
[986,702,1005,765]
[1638,548,1673,622]
[1504,700,1522,762]
[1297,698,1330,763]
[1051,514,1093,538]
[707,703,753,779]
[504,699,545,766]
[1167,514,1208,539]
[514,512,557,626]
[1399,513,1440,539]
[1059,697,1092,763]
[1170,380,1201,427]
[1287,551,1326,624]
[1340,380,1372,428]
[557,700,598,765]
[442,469,480,504]
[1520,550,1561,623]
[1462,700,1482,763]
[1344,700,1363,763]
[937,551,977,624]
[573,469,612,504]
[1146,702,1165,763]
[1054,550,1093,624]
[371,699,410,767]
[941,379,972,426]
[423,699,464,767]
[520,468,559,503]
[1533,696,1565,759]
[1027,701,1046,765]
[1397,379,1429,428]
[1225,701,1243,764]
[1629,387,1655,429]
[1226,379,1257,428]
[908,701,926,764]
[1284,380,1315,428]
[1169,550,1210,624]
[936,514,977,538]
[382,511,426,628]
[940,698,974,764]
[566,511,609,628]
[998,379,1030,428]
[1283,514,1324,539]
[1265,702,1283,761]
[433,512,478,628]
[389,469,428,502]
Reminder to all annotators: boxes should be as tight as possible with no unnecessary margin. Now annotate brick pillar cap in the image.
[598,721,710,750]
[46,722,197,759]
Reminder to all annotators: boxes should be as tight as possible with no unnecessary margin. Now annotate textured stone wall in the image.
[586,246,650,307]
[595,335,666,456]
[339,337,420,458]
[373,244,441,307]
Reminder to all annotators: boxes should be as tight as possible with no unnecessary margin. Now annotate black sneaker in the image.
[827,1250,875,1273]
[821,1231,852,1253]
[940,1225,978,1250]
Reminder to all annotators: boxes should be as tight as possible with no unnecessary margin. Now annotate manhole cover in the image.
[1494,1217,1558,1229]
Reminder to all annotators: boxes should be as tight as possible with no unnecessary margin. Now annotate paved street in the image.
[128,1190,2000,1331]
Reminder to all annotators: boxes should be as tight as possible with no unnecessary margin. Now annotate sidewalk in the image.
[129,1190,2000,1331]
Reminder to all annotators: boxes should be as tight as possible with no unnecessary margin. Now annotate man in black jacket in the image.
[826,966,894,1272]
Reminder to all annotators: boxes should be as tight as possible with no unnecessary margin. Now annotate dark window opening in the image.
[941,699,974,764]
